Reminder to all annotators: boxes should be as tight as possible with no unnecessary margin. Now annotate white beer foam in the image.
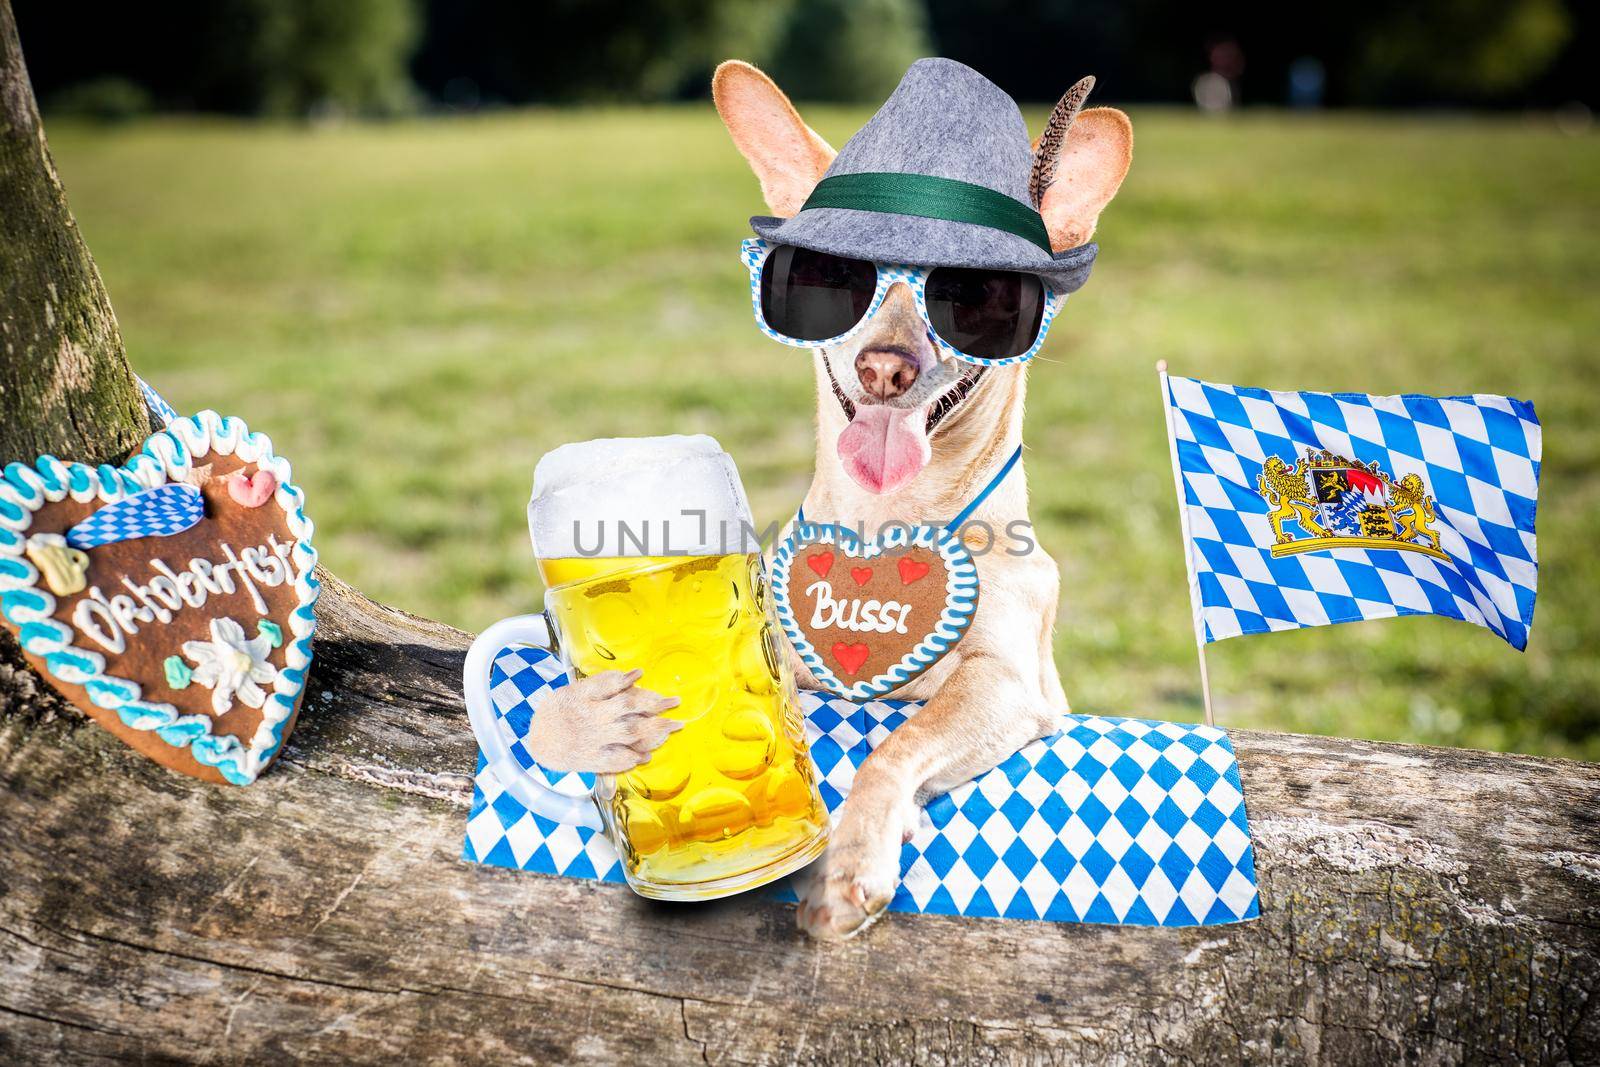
[529,435,759,558]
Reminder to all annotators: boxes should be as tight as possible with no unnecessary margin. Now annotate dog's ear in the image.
[1030,77,1133,252]
[713,60,836,217]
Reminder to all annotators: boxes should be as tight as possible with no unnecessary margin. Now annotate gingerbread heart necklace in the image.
[770,445,1020,700]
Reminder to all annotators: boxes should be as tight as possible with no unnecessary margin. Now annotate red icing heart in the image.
[228,469,278,509]
[850,566,873,586]
[832,642,870,676]
[807,551,834,578]
[898,557,931,584]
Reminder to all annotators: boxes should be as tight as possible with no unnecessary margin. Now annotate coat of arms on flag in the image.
[1158,369,1541,659]
[1259,450,1444,561]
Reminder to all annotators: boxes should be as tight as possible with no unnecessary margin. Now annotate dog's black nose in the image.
[856,348,919,400]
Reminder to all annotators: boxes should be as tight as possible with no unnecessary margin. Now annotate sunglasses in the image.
[741,238,1065,366]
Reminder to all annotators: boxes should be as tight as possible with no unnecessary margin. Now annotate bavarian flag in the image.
[1160,370,1541,650]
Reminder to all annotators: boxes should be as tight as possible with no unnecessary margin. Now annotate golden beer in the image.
[539,551,830,898]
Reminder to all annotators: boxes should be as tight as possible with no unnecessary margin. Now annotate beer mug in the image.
[464,435,830,900]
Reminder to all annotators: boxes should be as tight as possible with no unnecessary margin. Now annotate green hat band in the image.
[797,172,1053,255]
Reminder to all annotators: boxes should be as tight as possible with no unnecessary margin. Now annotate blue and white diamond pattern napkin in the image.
[136,375,180,427]
[463,645,1260,926]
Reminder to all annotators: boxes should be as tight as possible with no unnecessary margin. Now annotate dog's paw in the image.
[525,668,682,773]
[795,859,897,942]
[795,796,916,942]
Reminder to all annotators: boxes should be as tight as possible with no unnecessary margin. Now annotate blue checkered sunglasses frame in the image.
[741,238,1067,367]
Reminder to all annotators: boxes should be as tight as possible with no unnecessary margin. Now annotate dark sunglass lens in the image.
[760,245,877,342]
[924,268,1046,361]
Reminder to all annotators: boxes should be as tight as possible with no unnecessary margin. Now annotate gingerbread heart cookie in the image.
[0,411,318,785]
[771,521,978,700]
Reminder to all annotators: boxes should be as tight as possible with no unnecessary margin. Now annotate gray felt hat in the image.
[751,58,1098,293]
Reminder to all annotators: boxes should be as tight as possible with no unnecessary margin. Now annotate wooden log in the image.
[2,574,1597,1064]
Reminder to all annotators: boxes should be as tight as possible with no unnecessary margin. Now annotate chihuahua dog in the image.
[524,60,1132,940]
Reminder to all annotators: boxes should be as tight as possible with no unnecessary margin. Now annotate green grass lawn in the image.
[42,106,1600,759]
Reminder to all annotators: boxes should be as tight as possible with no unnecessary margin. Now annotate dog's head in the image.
[714,61,1132,496]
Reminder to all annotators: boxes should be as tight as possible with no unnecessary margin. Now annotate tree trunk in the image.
[0,0,146,467]
[0,4,1597,1063]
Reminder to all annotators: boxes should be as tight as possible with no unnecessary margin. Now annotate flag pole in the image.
[1156,361,1216,727]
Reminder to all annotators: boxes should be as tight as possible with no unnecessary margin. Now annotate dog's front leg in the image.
[796,651,1057,941]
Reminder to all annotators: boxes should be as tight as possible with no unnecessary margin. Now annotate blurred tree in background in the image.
[920,0,1588,108]
[764,0,931,103]
[202,0,419,117]
[413,0,740,104]
[412,0,930,106]
[15,0,416,118]
[11,0,1597,114]
[1355,0,1571,102]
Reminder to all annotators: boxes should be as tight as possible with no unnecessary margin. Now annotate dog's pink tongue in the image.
[837,405,931,494]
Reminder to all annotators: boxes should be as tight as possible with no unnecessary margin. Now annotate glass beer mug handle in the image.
[463,613,604,831]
